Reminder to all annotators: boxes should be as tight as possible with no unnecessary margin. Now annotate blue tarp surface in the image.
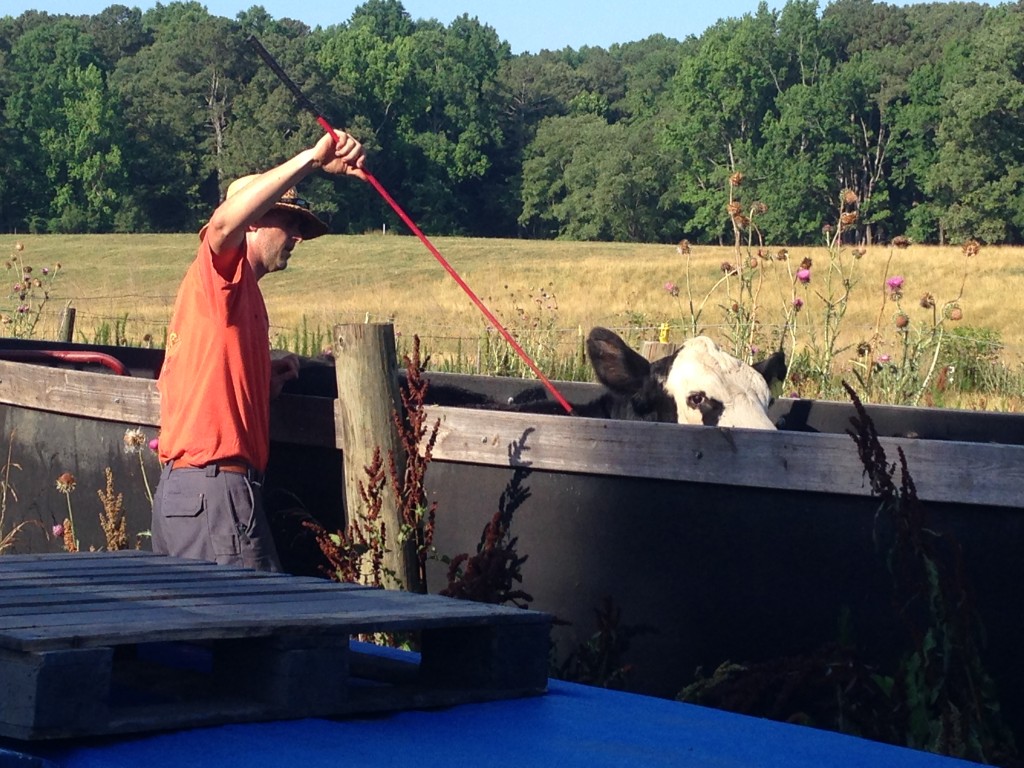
[19,680,983,768]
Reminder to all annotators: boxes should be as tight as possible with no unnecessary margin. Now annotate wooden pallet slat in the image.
[0,553,551,741]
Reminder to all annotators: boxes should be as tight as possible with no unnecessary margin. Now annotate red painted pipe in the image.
[0,350,129,375]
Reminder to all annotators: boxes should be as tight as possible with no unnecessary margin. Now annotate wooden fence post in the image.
[332,323,420,592]
[57,303,76,343]
[641,341,678,362]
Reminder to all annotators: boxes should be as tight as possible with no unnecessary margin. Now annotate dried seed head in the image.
[962,239,981,257]
[55,472,76,494]
[751,201,768,215]
[843,189,859,205]
[920,293,935,309]
[840,211,859,227]
[721,262,737,275]
[676,239,690,255]
[895,313,909,329]
[892,235,911,249]
[800,257,813,270]
[729,172,744,187]
[124,427,147,454]
[852,247,866,259]
[776,248,789,261]
[13,242,23,252]
[726,202,742,217]
[857,341,872,356]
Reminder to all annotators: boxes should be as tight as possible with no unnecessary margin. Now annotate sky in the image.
[0,0,972,55]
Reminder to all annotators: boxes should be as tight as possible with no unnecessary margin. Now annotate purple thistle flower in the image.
[796,269,811,284]
[886,275,904,292]
[52,523,64,538]
[664,281,679,298]
[792,297,804,310]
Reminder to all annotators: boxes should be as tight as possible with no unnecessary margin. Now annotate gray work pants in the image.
[151,463,282,572]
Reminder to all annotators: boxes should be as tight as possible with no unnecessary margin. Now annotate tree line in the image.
[1,0,1022,245]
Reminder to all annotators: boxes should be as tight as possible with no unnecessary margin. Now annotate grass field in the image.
[4,233,1022,408]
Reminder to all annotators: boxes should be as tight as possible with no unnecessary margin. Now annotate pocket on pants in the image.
[160,486,205,518]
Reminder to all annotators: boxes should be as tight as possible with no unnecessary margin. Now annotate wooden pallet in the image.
[0,551,551,740]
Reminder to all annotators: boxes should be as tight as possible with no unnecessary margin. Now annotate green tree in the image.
[2,15,115,232]
[664,5,783,242]
[110,2,247,231]
[84,4,151,70]
[925,6,1024,243]
[45,63,130,232]
[319,3,511,234]
[520,114,684,241]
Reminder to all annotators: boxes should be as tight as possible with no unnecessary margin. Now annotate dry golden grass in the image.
[3,234,1022,398]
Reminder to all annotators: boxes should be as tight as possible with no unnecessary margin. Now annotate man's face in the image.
[253,210,304,275]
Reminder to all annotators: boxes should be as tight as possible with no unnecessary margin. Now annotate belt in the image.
[170,459,260,480]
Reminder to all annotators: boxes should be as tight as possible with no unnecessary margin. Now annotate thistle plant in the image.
[785,192,864,396]
[659,185,986,405]
[664,173,785,365]
[3,242,61,339]
[123,427,156,505]
[55,471,79,552]
[853,239,975,406]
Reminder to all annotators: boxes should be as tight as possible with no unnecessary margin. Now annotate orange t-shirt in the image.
[157,237,271,472]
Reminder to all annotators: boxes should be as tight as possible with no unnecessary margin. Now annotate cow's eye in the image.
[686,392,705,409]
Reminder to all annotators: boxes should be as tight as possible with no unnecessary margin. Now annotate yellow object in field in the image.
[659,323,670,344]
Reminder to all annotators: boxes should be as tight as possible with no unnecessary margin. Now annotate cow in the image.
[284,327,785,430]
[511,327,785,429]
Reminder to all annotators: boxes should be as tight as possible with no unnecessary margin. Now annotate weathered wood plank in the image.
[0,359,339,445]
[0,558,545,652]
[0,577,368,609]
[5,356,1016,510]
[0,551,152,564]
[1,606,544,654]
[0,360,158,425]
[421,405,1024,509]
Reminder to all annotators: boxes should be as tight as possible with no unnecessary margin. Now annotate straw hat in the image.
[198,174,329,240]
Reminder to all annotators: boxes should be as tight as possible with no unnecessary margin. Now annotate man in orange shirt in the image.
[152,130,365,570]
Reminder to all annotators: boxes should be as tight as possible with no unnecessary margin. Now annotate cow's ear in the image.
[753,350,787,392]
[586,327,650,394]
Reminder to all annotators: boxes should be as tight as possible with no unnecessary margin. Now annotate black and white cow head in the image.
[583,327,785,429]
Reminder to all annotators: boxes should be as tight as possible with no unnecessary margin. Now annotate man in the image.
[152,130,365,571]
